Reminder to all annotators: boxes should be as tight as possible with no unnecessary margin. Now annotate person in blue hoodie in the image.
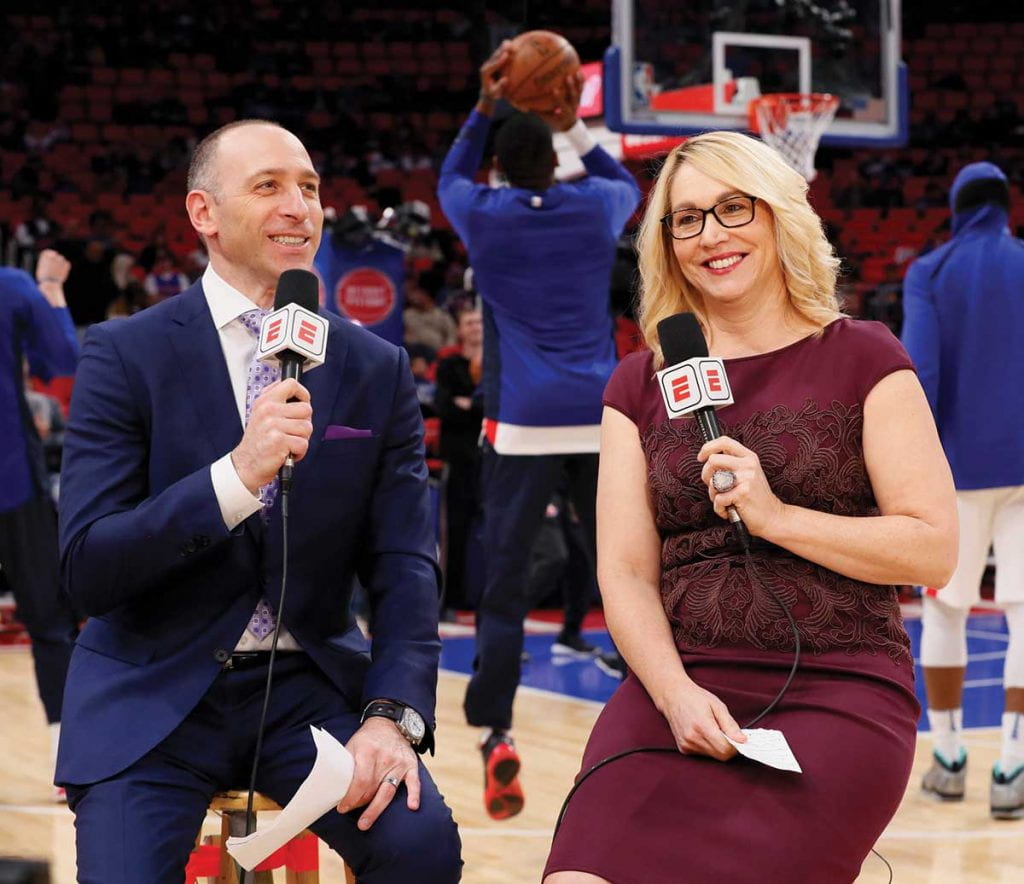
[0,249,80,799]
[902,161,1024,819]
[438,42,641,818]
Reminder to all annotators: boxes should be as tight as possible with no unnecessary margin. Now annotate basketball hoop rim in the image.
[747,92,839,134]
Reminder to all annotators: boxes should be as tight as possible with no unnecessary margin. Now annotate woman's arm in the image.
[599,407,744,760]
[701,369,959,588]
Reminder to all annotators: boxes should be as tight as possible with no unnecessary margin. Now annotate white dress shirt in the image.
[203,264,300,652]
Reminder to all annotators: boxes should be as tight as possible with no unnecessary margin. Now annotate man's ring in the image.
[382,775,401,788]
[712,469,736,493]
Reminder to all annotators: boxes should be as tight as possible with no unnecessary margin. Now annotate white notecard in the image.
[226,726,355,870]
[726,728,802,773]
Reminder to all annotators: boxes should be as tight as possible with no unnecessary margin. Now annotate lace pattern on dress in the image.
[642,399,911,664]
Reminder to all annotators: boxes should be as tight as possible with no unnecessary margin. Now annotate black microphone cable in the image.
[240,269,320,840]
[242,485,291,839]
[552,546,800,835]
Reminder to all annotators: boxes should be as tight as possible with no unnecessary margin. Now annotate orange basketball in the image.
[503,30,580,114]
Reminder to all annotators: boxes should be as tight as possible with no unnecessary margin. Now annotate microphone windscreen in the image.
[657,313,708,365]
[274,269,320,313]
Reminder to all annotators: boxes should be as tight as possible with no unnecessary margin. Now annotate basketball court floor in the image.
[0,603,1019,883]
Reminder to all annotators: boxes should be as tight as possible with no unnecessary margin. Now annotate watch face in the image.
[401,707,426,742]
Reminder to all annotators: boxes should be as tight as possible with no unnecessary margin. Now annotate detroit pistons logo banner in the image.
[314,238,405,345]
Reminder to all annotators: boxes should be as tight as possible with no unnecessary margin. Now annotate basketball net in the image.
[749,93,839,182]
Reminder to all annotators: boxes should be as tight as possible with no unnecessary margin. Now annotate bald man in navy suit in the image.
[57,119,461,882]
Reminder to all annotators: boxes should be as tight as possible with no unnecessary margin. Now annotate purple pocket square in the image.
[323,424,375,440]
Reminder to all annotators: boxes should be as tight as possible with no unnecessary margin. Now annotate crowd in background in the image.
[3,0,1024,614]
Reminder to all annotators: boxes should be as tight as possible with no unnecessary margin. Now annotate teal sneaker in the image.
[921,749,967,801]
[990,763,1024,820]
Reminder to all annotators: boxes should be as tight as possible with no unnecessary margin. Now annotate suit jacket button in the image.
[214,649,230,663]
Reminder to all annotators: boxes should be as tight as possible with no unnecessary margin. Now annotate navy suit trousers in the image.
[68,653,462,883]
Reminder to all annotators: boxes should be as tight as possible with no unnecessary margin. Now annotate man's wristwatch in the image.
[361,700,426,747]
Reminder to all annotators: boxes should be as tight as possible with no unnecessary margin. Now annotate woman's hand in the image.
[697,435,786,538]
[661,681,746,761]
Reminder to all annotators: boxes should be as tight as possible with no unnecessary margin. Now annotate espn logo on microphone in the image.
[656,357,734,418]
[256,303,328,369]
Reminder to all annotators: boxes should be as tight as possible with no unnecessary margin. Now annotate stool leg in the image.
[219,812,239,884]
[222,810,276,884]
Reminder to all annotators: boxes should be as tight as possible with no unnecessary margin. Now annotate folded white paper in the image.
[726,728,802,773]
[226,725,355,870]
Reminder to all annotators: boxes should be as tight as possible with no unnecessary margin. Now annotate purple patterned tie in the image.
[239,308,280,640]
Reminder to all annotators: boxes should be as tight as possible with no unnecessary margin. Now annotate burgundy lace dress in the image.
[544,319,921,884]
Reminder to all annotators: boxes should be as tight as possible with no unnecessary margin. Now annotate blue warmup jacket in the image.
[901,162,1024,490]
[438,111,640,449]
[0,268,78,513]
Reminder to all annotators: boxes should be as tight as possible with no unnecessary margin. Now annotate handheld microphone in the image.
[257,269,328,491]
[656,312,750,552]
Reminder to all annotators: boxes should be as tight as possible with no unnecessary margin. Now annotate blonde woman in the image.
[544,132,958,883]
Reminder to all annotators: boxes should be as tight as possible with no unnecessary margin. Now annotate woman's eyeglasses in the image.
[660,195,758,240]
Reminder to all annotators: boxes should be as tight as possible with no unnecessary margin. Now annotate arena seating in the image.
[1,2,1022,332]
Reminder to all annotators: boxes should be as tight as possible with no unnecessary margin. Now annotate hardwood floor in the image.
[0,649,1021,882]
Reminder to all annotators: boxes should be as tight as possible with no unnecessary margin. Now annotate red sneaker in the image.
[481,731,524,820]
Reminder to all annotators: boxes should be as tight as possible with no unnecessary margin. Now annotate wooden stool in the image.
[186,790,355,883]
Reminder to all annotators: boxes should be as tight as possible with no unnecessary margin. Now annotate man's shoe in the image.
[595,651,626,680]
[481,731,524,820]
[990,763,1024,819]
[921,749,967,800]
[552,631,600,658]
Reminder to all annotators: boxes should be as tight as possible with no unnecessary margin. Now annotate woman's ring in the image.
[712,469,736,493]
[382,775,401,788]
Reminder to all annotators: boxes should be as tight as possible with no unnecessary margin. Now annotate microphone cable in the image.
[551,544,895,883]
[242,484,293,839]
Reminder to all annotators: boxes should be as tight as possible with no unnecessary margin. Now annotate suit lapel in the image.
[167,283,243,465]
[298,318,349,471]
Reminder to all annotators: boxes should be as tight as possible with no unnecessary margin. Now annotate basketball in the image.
[503,30,580,114]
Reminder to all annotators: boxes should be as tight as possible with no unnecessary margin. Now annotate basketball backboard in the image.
[605,0,907,147]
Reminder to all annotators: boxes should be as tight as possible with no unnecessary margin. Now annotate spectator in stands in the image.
[438,42,640,819]
[903,161,1024,820]
[143,248,190,303]
[863,264,904,335]
[434,303,484,611]
[58,211,120,328]
[138,229,171,274]
[9,196,60,272]
[0,249,80,801]
[23,361,66,501]
[106,252,149,318]
[403,273,457,352]
[407,342,439,418]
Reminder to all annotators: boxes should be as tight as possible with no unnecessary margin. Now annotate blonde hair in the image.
[635,131,842,367]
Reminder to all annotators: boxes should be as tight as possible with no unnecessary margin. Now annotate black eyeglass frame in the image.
[659,195,759,240]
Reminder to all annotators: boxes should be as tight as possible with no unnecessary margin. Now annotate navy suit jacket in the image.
[56,282,441,786]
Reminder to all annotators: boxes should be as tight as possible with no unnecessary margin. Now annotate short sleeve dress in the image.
[544,319,921,884]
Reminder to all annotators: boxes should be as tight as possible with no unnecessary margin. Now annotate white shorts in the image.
[927,485,1024,609]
